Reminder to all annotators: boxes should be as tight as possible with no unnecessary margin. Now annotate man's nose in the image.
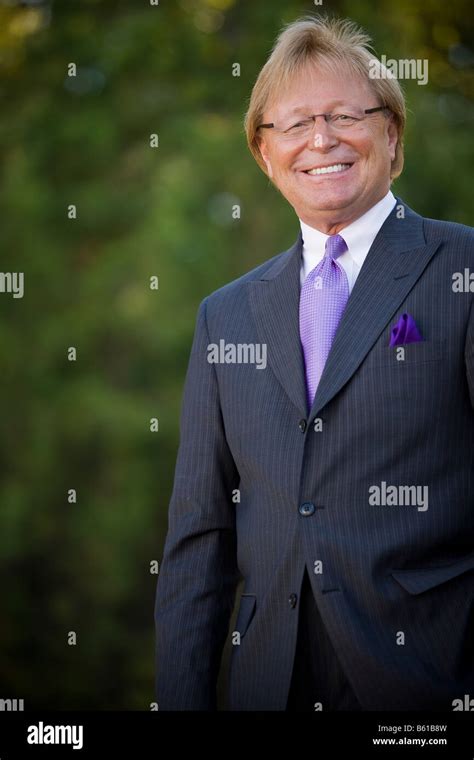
[306,115,339,150]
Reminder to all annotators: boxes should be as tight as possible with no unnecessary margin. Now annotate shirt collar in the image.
[299,190,396,268]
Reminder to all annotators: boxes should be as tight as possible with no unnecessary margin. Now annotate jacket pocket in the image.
[234,593,256,638]
[391,552,474,595]
[368,339,445,367]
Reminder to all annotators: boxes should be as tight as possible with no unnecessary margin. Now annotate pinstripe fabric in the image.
[155,198,474,711]
[286,567,362,710]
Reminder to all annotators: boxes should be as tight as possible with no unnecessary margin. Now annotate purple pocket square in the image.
[389,313,424,347]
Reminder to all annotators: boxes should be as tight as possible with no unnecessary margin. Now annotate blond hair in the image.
[244,15,406,179]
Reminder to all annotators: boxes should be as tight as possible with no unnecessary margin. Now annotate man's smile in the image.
[301,162,354,176]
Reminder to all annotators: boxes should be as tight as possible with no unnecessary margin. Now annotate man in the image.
[154,15,474,711]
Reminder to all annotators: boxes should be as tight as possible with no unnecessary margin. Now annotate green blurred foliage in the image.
[0,0,472,709]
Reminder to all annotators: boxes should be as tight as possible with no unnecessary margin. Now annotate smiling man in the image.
[155,15,474,711]
[255,65,398,236]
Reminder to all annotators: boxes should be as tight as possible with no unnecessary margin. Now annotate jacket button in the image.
[299,501,315,516]
[288,593,298,608]
[298,419,307,433]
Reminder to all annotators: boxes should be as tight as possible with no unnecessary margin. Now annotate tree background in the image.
[0,0,472,709]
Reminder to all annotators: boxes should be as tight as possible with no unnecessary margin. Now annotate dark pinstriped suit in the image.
[154,199,474,710]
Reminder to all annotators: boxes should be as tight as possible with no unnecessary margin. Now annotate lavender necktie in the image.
[299,233,350,411]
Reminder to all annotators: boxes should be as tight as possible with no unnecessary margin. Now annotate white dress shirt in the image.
[299,191,397,290]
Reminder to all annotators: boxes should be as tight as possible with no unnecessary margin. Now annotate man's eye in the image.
[334,114,357,122]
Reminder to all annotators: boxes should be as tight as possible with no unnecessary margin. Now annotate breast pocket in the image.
[367,339,446,367]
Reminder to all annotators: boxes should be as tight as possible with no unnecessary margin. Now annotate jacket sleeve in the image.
[154,296,241,710]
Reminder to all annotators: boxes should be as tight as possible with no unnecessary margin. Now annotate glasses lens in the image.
[283,119,313,138]
[330,113,360,127]
[276,108,375,138]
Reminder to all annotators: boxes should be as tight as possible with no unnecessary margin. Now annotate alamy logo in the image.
[452,695,474,710]
[369,481,429,512]
[369,55,428,85]
[0,697,24,711]
[207,340,267,370]
[27,721,83,750]
[452,269,474,292]
[0,272,24,298]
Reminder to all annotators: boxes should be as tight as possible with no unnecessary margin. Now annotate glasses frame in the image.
[256,106,389,134]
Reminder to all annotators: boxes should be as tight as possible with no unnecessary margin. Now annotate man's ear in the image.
[386,117,398,162]
[258,137,274,178]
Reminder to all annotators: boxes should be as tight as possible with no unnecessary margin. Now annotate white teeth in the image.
[306,163,351,175]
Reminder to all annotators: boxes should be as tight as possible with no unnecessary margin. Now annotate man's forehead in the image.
[267,68,372,114]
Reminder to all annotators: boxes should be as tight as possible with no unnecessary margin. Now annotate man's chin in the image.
[301,191,360,214]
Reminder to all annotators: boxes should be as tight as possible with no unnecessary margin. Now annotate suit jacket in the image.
[154,198,474,710]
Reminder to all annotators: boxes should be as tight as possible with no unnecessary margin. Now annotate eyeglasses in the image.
[256,106,389,140]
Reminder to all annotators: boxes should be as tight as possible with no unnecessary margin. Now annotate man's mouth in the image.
[303,163,353,176]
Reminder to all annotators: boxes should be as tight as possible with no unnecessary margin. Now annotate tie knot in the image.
[325,234,347,261]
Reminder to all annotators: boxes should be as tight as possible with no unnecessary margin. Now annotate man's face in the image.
[257,63,399,233]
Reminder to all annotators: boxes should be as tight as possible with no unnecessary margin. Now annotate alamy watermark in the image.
[0,272,24,298]
[452,268,474,292]
[207,340,267,370]
[369,481,429,512]
[369,56,428,85]
[0,697,24,711]
[452,695,474,710]
[27,721,83,750]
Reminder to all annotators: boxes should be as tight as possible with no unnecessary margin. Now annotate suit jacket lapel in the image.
[247,199,442,422]
[247,232,308,416]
